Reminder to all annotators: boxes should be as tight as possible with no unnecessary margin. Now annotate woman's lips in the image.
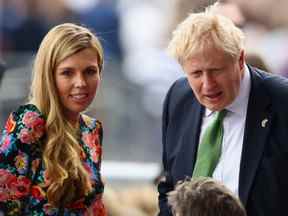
[70,93,89,102]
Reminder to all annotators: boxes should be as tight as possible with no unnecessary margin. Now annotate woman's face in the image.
[54,48,101,123]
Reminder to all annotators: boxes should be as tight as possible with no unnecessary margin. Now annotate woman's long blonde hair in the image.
[29,23,103,207]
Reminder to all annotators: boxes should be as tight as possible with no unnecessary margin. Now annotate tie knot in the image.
[215,110,227,122]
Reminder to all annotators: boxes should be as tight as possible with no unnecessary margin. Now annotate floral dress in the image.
[0,104,106,216]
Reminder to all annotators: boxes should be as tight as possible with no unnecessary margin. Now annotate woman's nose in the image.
[74,73,87,88]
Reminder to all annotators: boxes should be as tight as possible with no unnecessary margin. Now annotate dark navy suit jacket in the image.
[158,66,288,216]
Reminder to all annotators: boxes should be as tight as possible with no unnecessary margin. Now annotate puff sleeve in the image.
[0,104,45,215]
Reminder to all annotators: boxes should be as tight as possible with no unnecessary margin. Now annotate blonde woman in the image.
[0,23,106,215]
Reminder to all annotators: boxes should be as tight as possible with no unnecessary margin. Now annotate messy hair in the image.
[168,177,247,216]
[167,3,245,65]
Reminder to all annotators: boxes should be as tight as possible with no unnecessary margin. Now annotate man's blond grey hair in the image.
[167,2,245,65]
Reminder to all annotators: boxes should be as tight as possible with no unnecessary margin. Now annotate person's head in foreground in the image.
[168,177,247,216]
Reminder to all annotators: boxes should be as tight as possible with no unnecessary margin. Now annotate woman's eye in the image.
[61,70,72,76]
[87,70,95,75]
[85,68,98,76]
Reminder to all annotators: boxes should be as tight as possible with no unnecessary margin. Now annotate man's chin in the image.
[204,103,225,111]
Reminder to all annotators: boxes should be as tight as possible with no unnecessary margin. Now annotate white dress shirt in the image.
[199,64,251,196]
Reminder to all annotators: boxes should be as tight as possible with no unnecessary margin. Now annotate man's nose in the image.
[202,73,216,90]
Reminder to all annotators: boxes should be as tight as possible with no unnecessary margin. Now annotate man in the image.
[158,3,288,216]
[168,177,246,216]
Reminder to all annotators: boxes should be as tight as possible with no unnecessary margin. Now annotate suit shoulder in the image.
[260,71,288,96]
[167,77,194,100]
[163,77,198,119]
[252,69,288,110]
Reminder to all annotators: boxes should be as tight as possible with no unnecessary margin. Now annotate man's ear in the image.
[238,50,245,70]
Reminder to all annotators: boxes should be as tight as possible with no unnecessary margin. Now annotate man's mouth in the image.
[204,92,222,101]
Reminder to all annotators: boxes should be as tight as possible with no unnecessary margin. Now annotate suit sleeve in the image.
[0,106,45,215]
[157,82,176,216]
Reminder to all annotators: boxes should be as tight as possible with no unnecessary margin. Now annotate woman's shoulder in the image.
[5,103,46,144]
[81,114,102,131]
[80,114,103,145]
[12,104,44,119]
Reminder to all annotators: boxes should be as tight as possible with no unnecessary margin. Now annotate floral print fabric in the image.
[0,104,106,216]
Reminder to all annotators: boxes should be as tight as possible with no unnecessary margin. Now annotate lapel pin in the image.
[261,118,268,128]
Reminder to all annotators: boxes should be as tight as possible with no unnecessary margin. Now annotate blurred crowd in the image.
[2,0,288,113]
[2,0,288,112]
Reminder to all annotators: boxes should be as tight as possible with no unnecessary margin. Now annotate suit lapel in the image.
[174,98,203,182]
[239,68,272,205]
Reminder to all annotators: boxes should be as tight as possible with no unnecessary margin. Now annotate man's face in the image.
[183,47,244,111]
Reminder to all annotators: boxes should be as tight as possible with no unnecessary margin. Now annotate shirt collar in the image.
[204,107,214,117]
[226,64,251,116]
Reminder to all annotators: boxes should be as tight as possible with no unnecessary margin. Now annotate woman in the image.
[0,23,106,215]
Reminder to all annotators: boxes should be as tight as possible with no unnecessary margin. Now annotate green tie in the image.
[192,110,227,177]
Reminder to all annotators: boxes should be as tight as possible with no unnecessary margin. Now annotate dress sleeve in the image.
[96,120,103,146]
[0,105,45,215]
[81,118,104,172]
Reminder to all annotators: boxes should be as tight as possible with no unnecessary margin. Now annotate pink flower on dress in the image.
[18,128,35,144]
[18,117,45,144]
[0,188,10,201]
[0,169,17,184]
[82,130,99,149]
[0,169,31,201]
[30,118,45,139]
[22,111,40,128]
[19,111,45,144]
[82,129,102,163]
[10,175,31,199]
[90,144,102,164]
[0,169,17,201]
